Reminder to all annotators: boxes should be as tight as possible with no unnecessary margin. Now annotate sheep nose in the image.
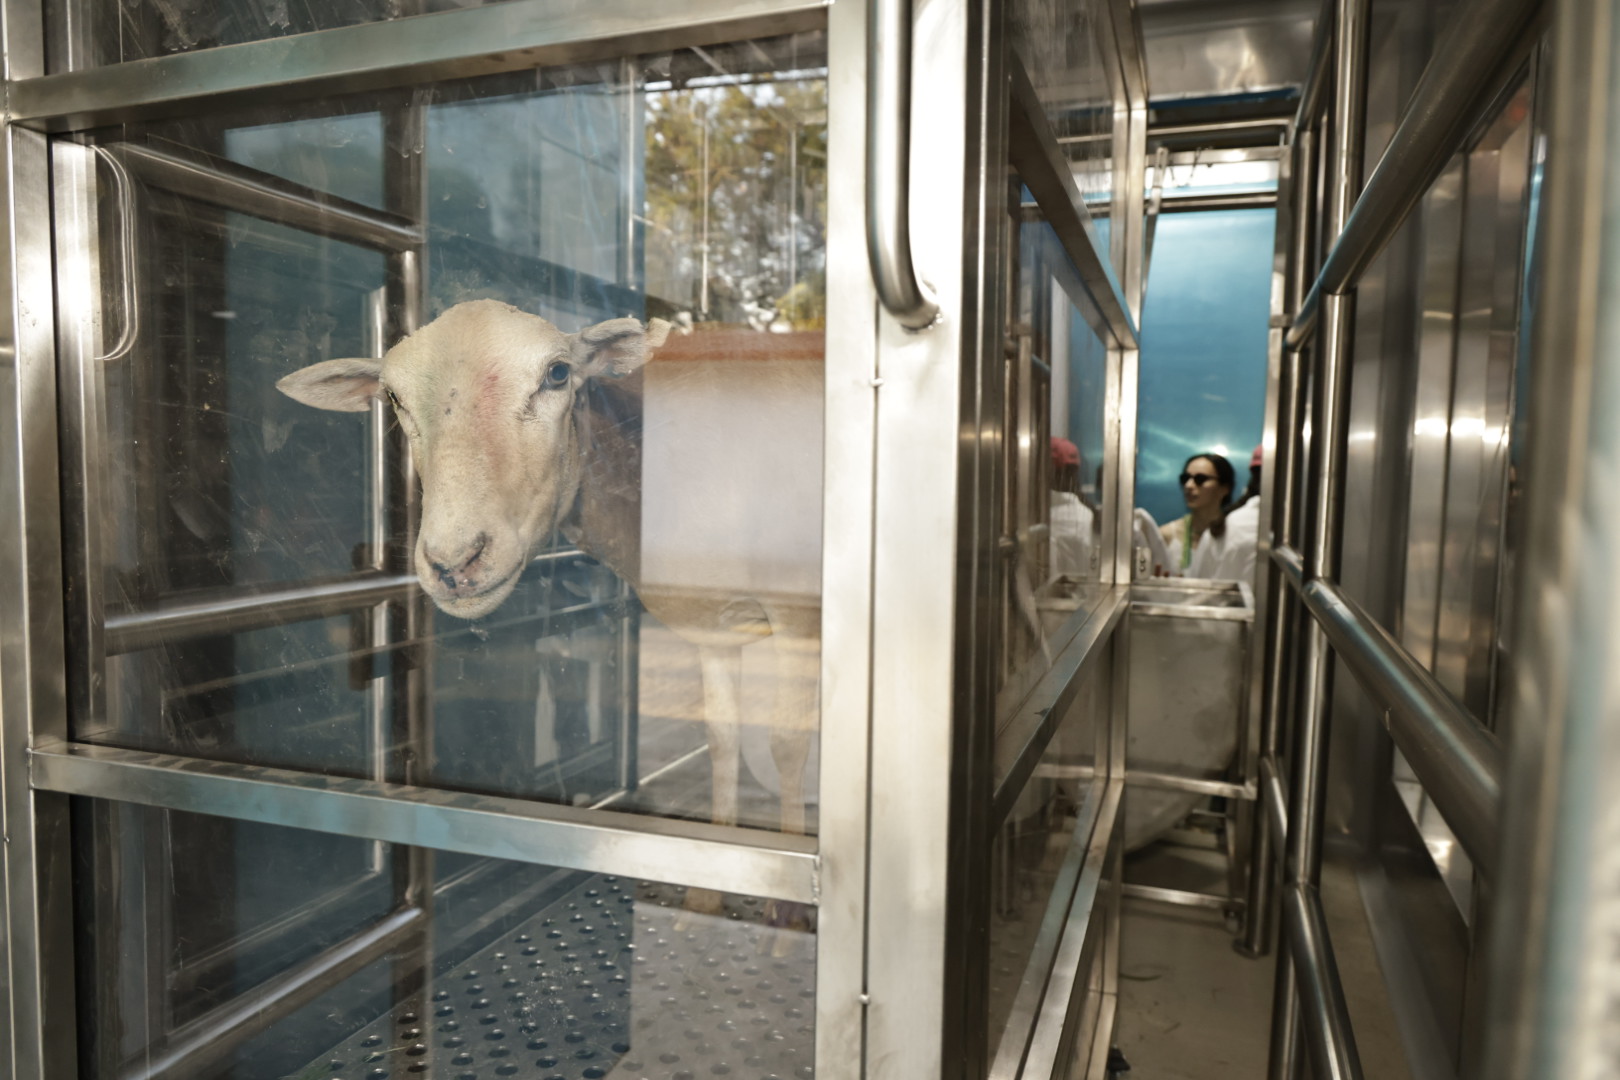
[425,533,489,588]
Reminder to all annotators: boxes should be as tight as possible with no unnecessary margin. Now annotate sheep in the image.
[277,299,819,915]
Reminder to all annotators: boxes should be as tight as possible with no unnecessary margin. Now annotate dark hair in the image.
[1184,452,1237,538]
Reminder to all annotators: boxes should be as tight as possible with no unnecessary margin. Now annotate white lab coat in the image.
[1187,499,1260,583]
[1050,491,1095,578]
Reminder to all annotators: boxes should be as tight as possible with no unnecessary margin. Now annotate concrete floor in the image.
[1113,837,1417,1079]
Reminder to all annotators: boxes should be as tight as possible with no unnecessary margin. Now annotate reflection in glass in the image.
[58,35,828,836]
[996,217,1112,712]
[48,0,512,72]
[986,645,1108,1061]
[71,803,815,1080]
[1008,0,1117,216]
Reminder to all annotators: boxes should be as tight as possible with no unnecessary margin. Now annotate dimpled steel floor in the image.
[309,876,816,1080]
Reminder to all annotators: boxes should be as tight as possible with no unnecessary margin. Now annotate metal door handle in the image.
[866,0,941,330]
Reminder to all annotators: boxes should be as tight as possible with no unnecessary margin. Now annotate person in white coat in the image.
[1187,445,1262,582]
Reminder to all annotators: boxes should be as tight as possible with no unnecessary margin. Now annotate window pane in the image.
[58,33,829,835]
[71,800,816,1080]
[47,0,517,73]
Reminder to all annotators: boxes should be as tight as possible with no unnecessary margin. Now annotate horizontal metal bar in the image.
[1261,755,1288,854]
[169,868,388,994]
[106,572,419,654]
[1121,882,1241,912]
[1286,0,1543,349]
[11,0,828,132]
[1021,780,1123,1080]
[1127,770,1254,801]
[1284,884,1365,1080]
[1272,542,1305,590]
[126,905,424,1080]
[1159,191,1279,214]
[1298,578,1502,880]
[1131,600,1255,622]
[115,143,423,252]
[993,587,1129,824]
[987,780,1107,1080]
[1149,117,1292,141]
[107,549,590,653]
[30,742,819,904]
[587,743,709,810]
[1007,57,1139,349]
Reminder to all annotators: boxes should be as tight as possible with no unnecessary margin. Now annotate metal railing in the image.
[1273,546,1505,878]
[1253,0,1546,1071]
[1285,0,1546,350]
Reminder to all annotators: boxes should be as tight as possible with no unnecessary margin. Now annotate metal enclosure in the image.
[0,4,1149,1080]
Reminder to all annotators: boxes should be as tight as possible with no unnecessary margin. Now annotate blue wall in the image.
[1136,208,1274,526]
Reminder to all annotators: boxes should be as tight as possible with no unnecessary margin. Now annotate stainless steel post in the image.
[383,92,434,1014]
[1267,0,1367,1075]
[1240,124,1316,959]
[1482,0,1620,1075]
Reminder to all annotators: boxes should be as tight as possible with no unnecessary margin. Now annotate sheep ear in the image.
[276,358,384,412]
[571,317,671,379]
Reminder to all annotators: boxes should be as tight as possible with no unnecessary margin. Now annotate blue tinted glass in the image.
[1136,208,1274,526]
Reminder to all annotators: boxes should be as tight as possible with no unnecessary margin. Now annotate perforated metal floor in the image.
[309,877,816,1080]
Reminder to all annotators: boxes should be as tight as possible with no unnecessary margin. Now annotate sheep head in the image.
[278,299,669,619]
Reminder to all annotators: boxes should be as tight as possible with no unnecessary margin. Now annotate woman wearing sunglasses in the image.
[1160,452,1253,578]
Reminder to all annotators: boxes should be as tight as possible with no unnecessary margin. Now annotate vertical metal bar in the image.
[1268,0,1368,1075]
[814,1,879,1078]
[0,117,77,1080]
[865,0,973,1070]
[1482,0,1620,1076]
[383,94,433,1017]
[1242,125,1316,958]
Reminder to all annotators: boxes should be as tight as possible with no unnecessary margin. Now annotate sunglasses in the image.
[1179,472,1220,487]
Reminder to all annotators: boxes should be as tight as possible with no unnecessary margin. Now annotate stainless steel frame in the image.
[0,1,1155,1078]
[9,0,829,131]
[1285,0,1545,347]
[31,742,819,902]
[1274,550,1504,877]
[1255,0,1567,1073]
[1482,0,1620,1074]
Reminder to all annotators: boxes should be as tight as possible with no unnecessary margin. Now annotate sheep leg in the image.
[684,644,743,919]
[763,629,818,952]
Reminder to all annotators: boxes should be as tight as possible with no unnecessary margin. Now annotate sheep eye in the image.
[544,360,572,389]
[384,388,404,411]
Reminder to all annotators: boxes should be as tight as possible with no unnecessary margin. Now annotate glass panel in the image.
[46,0,516,72]
[996,215,1113,715]
[58,33,829,835]
[1135,208,1274,578]
[71,800,816,1080]
[986,646,1109,1063]
[1393,74,1537,924]
[1009,0,1119,232]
